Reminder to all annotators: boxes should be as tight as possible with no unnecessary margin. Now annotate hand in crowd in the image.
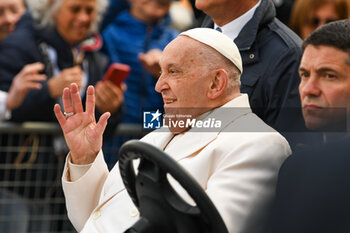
[54,83,110,165]
[48,66,83,98]
[6,62,46,110]
[138,49,162,78]
[95,80,125,114]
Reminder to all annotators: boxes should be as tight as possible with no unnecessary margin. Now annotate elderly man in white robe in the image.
[54,28,291,233]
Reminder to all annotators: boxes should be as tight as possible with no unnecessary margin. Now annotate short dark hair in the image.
[302,19,350,65]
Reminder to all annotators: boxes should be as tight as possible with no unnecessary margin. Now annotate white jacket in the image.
[62,94,291,233]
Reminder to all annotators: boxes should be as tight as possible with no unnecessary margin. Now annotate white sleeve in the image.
[0,91,11,121]
[68,157,93,181]
[62,150,109,232]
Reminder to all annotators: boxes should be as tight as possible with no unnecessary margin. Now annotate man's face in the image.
[195,0,227,12]
[0,0,25,41]
[155,36,213,117]
[54,0,96,45]
[195,0,233,21]
[299,45,350,131]
[131,0,170,24]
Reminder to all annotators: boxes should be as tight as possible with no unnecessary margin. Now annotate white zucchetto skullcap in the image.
[180,28,243,74]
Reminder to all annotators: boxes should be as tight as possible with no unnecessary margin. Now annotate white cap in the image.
[180,28,243,74]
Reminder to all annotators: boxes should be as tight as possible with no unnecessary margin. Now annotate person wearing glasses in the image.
[289,0,350,39]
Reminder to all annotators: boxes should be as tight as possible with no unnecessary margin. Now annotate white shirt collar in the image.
[215,0,261,40]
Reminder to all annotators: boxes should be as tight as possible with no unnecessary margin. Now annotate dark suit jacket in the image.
[202,0,308,148]
[264,135,350,233]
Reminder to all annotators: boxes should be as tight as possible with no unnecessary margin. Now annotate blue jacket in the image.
[202,0,307,145]
[0,12,123,139]
[100,0,129,31]
[102,11,178,124]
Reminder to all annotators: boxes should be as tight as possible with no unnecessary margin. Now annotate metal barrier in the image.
[0,122,145,233]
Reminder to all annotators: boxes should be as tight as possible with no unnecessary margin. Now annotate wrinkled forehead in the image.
[301,44,350,67]
[60,0,96,7]
[165,35,201,52]
[0,0,24,7]
[161,36,202,63]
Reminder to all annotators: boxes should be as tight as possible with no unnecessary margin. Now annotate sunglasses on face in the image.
[311,17,339,27]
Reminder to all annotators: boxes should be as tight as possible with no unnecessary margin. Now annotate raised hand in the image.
[6,62,46,110]
[138,49,162,78]
[48,66,83,98]
[54,83,111,165]
[95,80,125,114]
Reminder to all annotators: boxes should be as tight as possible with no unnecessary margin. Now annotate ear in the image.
[207,69,228,100]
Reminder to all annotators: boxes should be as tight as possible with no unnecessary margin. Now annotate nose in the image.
[77,10,90,23]
[299,76,321,97]
[3,11,18,24]
[155,74,169,94]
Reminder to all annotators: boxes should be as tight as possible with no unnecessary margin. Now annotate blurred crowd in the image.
[1,0,349,157]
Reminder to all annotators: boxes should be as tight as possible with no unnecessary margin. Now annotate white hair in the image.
[198,43,241,88]
[26,0,108,32]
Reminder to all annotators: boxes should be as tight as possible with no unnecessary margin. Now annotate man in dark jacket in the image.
[264,19,350,233]
[0,8,123,139]
[197,0,308,147]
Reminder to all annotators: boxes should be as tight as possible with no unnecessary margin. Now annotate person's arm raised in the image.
[54,83,111,164]
[6,62,46,110]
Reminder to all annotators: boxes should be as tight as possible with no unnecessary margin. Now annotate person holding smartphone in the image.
[102,0,179,125]
[0,0,124,138]
[0,1,124,231]
[101,0,179,166]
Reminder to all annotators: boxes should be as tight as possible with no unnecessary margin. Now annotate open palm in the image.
[54,83,110,164]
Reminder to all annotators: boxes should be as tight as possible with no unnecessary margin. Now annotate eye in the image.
[9,6,19,14]
[299,71,309,79]
[86,7,94,15]
[70,6,80,14]
[326,73,336,79]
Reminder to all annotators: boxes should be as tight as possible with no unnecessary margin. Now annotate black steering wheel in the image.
[118,140,228,233]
